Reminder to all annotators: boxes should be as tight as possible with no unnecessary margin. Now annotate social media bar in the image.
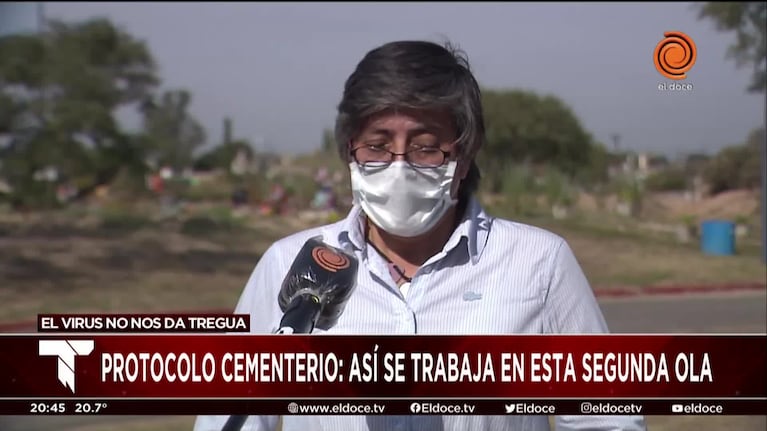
[2,398,765,415]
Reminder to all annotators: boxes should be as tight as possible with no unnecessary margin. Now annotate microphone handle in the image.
[221,415,248,431]
[278,294,322,334]
[221,295,322,431]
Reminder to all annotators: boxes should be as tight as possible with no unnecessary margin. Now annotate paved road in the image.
[1,292,765,431]
[601,290,766,333]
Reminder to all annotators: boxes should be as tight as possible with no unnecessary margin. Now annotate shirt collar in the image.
[336,196,492,265]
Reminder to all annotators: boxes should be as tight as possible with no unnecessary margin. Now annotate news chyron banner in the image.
[0,313,764,416]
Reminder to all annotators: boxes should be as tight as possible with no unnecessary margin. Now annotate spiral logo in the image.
[287,402,299,414]
[654,31,697,80]
[311,246,350,272]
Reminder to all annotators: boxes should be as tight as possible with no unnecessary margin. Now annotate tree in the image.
[194,140,254,172]
[321,128,335,154]
[696,2,766,93]
[479,89,595,192]
[696,3,766,261]
[644,167,689,192]
[703,128,763,194]
[684,153,711,177]
[575,141,610,186]
[141,89,206,171]
[0,18,158,207]
[193,117,253,172]
[223,116,233,145]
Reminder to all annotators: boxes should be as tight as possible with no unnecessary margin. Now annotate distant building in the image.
[636,153,669,180]
[252,152,281,176]
[608,151,670,180]
[230,149,250,176]
[607,152,637,178]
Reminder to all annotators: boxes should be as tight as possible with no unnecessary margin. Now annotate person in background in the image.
[194,40,647,431]
[315,167,330,185]
[311,167,334,211]
[231,185,249,209]
[259,183,286,216]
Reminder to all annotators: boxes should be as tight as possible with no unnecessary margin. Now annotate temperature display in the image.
[74,402,108,414]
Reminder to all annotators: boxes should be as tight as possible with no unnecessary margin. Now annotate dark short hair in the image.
[334,40,484,198]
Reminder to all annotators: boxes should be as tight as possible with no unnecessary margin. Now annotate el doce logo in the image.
[654,31,697,80]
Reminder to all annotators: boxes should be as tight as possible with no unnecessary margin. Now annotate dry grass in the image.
[2,194,763,431]
[488,202,766,288]
[0,200,764,325]
[648,189,761,224]
[556,224,766,287]
[0,215,287,324]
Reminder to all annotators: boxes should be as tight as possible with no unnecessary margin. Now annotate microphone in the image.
[275,235,359,334]
[221,236,358,431]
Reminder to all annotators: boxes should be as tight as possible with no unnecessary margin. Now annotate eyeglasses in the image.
[351,145,451,169]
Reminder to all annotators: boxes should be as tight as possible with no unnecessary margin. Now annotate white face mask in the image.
[350,160,458,237]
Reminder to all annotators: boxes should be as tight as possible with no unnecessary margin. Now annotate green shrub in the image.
[499,165,541,217]
[282,174,320,210]
[703,128,763,194]
[542,169,575,207]
[181,177,233,202]
[644,167,688,191]
[180,206,245,236]
[99,209,152,232]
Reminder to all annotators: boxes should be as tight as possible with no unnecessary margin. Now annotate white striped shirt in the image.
[194,197,647,431]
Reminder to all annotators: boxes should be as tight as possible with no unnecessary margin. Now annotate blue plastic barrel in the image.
[700,220,736,256]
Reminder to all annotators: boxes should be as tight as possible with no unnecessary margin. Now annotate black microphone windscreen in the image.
[277,236,358,330]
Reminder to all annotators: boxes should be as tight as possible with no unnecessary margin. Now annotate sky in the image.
[2,2,765,158]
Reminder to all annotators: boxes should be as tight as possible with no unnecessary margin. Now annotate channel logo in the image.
[38,339,95,393]
[653,31,697,80]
